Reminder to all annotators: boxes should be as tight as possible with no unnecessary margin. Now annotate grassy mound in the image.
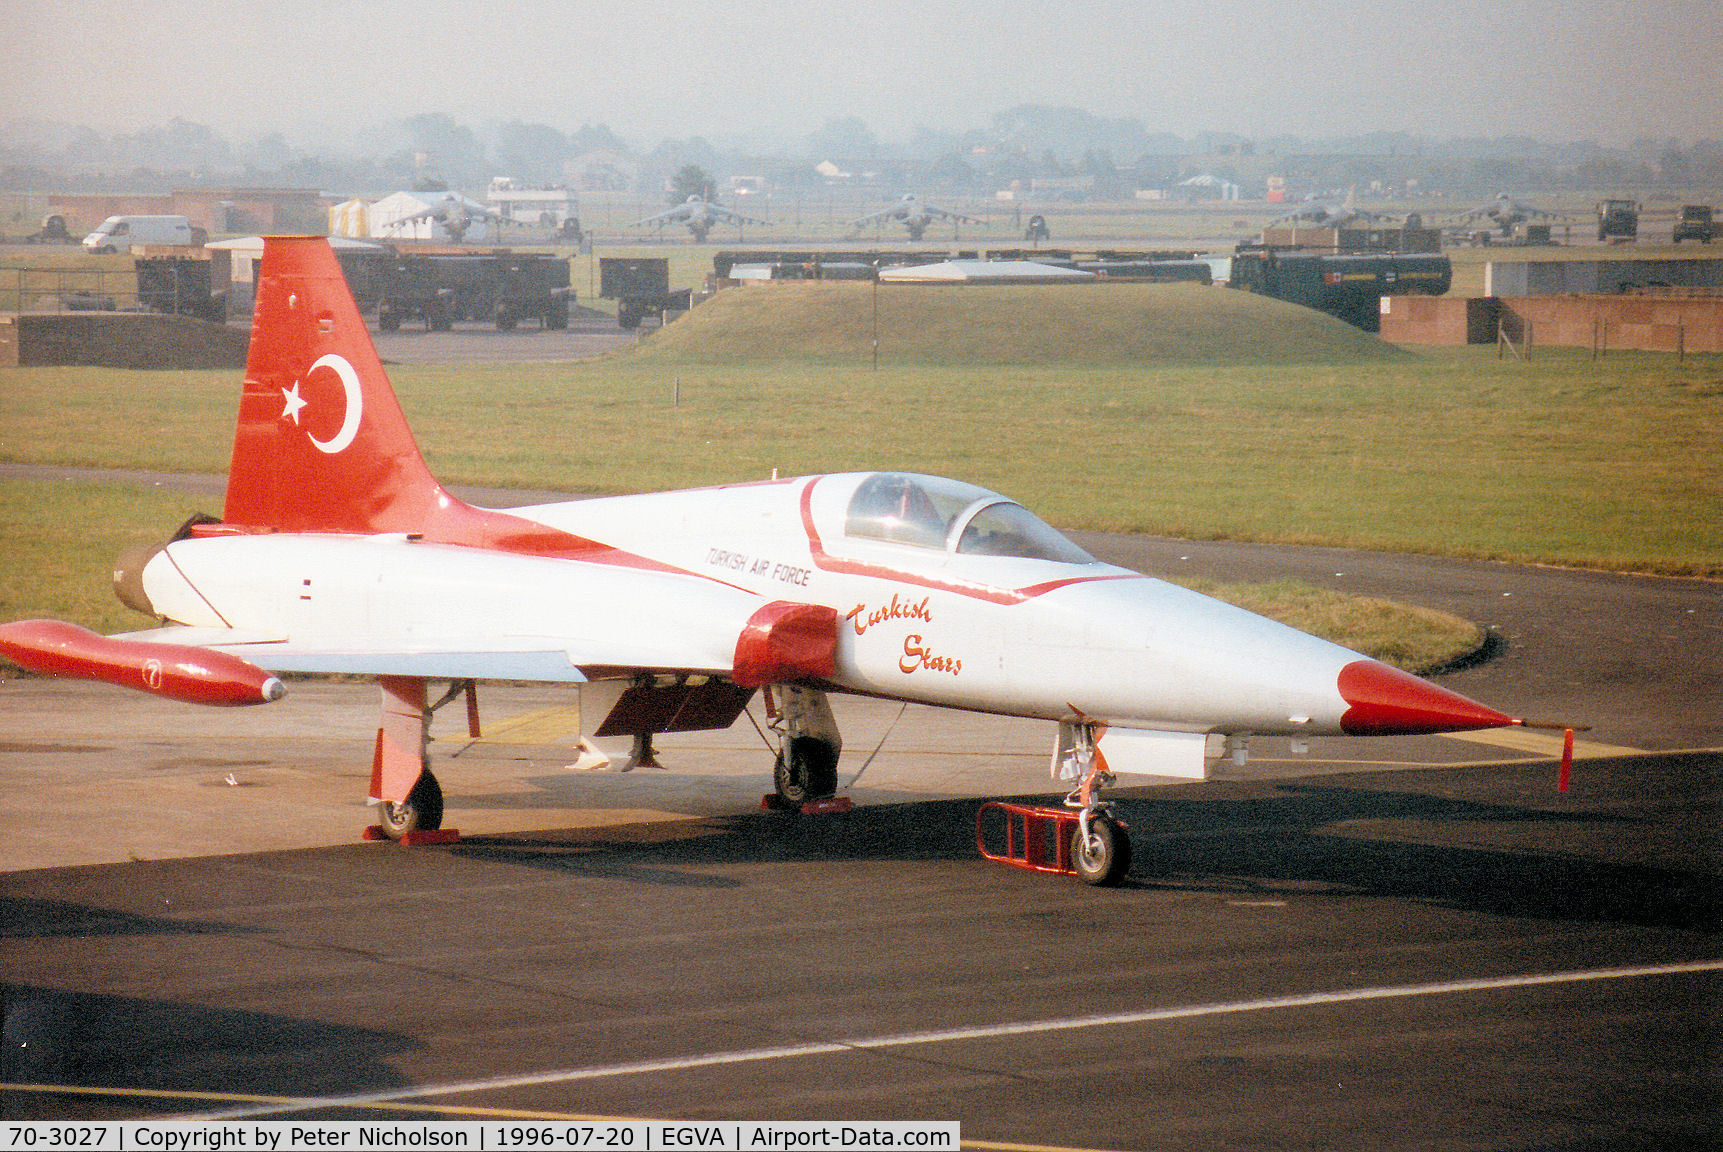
[631,281,1409,366]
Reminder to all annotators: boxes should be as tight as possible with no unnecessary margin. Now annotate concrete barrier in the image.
[0,311,249,369]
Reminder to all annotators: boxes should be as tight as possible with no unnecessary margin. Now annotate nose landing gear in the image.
[976,720,1132,886]
[1060,721,1132,886]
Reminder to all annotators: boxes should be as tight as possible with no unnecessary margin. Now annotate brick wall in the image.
[1380,293,1722,353]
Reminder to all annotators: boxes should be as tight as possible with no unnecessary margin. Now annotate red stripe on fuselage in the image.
[221,497,753,590]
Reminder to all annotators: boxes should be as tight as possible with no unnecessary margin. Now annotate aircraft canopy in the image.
[844,473,1094,564]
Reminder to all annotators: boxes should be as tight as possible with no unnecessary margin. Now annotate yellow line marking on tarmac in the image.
[438,705,583,745]
[1442,728,1644,758]
[962,1144,1127,1152]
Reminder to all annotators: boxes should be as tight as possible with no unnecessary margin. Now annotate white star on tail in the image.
[280,381,308,425]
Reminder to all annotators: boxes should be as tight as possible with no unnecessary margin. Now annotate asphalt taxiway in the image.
[2,499,1719,1148]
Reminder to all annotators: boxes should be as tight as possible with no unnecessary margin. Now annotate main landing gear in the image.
[377,768,444,839]
[763,684,846,811]
[365,676,474,843]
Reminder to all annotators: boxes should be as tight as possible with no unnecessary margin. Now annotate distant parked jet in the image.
[630,196,767,242]
[1447,193,1567,235]
[1266,189,1396,230]
[852,194,982,241]
[380,195,511,243]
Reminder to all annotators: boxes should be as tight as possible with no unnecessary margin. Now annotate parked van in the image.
[82,215,200,253]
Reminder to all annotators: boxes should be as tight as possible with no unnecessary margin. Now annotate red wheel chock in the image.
[362,826,461,845]
[760,794,854,815]
[978,801,1125,877]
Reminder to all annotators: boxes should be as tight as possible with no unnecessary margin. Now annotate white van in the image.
[82,215,197,253]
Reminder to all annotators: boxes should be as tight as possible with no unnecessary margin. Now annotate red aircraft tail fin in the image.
[224,236,455,534]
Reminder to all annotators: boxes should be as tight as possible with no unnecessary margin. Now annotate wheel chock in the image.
[760,794,853,815]
[362,826,461,845]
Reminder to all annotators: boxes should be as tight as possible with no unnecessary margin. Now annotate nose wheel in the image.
[1071,810,1131,886]
[1060,721,1132,886]
[977,720,1133,886]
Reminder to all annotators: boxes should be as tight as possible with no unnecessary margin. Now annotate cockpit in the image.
[843,473,1095,564]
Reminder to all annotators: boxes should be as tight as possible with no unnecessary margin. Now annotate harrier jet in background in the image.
[379,194,511,243]
[629,196,767,242]
[852,194,983,241]
[1447,193,1567,235]
[0,237,1558,887]
[1266,189,1396,229]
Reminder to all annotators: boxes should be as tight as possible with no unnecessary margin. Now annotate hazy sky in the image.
[4,0,1720,149]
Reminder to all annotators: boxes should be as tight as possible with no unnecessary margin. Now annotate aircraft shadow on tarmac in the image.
[451,755,1720,935]
[1,983,416,1117]
[1,896,262,940]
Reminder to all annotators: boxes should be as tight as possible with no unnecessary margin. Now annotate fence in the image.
[0,265,143,313]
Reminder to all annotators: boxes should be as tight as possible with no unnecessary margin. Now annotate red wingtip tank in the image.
[0,620,285,707]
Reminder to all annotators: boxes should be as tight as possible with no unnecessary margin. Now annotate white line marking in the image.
[184,959,1722,1120]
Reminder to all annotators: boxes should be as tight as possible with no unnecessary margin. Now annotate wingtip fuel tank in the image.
[0,620,285,707]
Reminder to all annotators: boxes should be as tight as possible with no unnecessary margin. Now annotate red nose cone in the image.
[1338,659,1514,735]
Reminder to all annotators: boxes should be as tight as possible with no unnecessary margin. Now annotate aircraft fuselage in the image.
[132,472,1416,741]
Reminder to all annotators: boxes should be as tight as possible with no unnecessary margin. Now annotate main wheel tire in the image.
[378,769,444,840]
[1071,814,1131,886]
[774,737,840,806]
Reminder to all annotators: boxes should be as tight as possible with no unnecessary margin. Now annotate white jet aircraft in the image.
[0,237,1542,885]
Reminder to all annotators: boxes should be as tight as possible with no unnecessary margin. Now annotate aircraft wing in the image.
[114,626,595,682]
[381,207,438,230]
[931,206,982,224]
[628,206,685,227]
[714,206,767,225]
[850,206,900,227]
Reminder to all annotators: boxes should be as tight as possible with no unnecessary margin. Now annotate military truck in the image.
[599,257,690,329]
[1673,205,1716,244]
[1596,199,1639,243]
[135,247,230,323]
[374,251,570,331]
[1228,249,1452,332]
